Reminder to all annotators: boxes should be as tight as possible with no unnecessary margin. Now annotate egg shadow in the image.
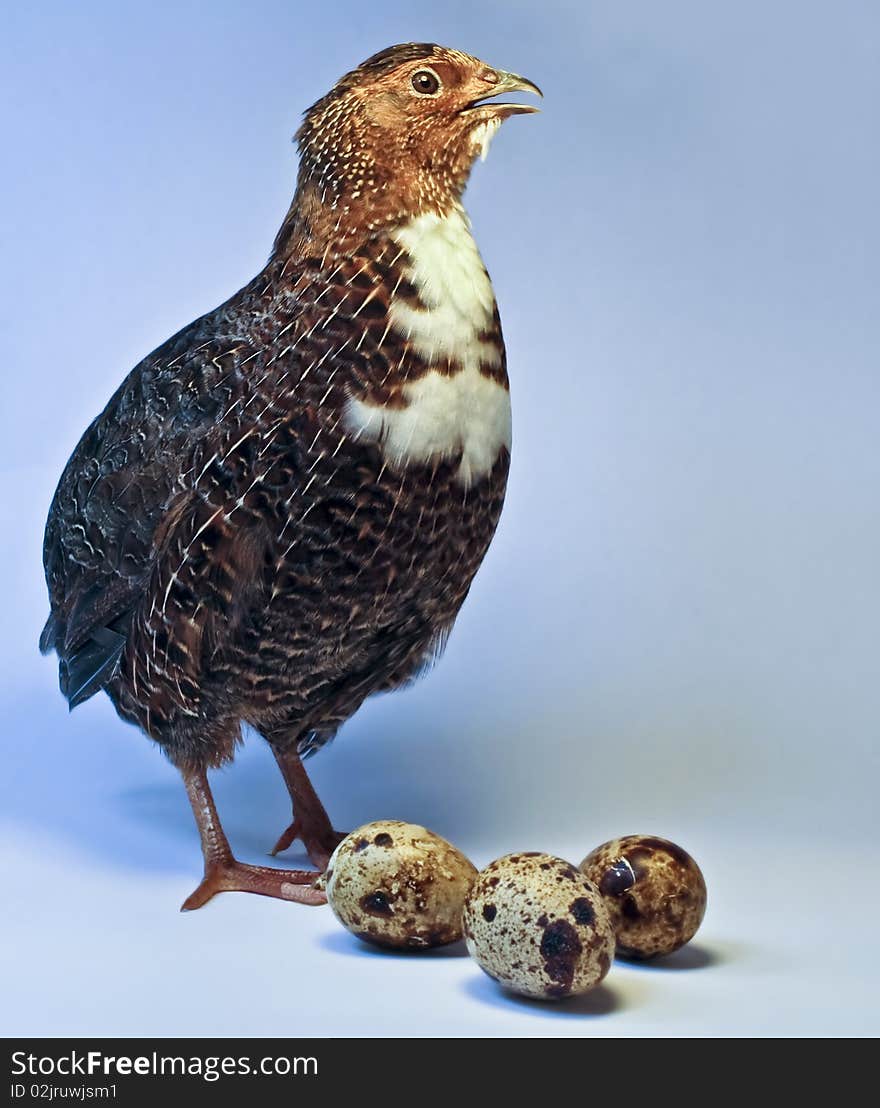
[462,973,625,1017]
[318,928,471,959]
[615,942,723,971]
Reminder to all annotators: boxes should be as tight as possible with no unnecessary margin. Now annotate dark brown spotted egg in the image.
[462,853,616,1000]
[579,835,707,960]
[324,820,477,950]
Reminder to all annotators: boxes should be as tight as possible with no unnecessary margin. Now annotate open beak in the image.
[462,69,543,119]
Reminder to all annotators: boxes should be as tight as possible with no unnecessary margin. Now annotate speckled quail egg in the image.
[462,853,616,1000]
[324,820,477,950]
[579,835,707,960]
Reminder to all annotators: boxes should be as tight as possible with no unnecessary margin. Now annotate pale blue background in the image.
[2,1,878,1036]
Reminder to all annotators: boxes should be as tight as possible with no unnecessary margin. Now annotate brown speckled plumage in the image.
[42,238,508,766]
[40,43,540,908]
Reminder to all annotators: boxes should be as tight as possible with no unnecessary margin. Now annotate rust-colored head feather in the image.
[276,43,540,256]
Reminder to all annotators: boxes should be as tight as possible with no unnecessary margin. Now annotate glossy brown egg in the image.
[579,835,707,960]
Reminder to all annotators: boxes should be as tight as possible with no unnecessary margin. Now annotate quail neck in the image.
[273,42,540,256]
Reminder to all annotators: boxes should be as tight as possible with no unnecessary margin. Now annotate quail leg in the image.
[269,747,347,868]
[180,765,326,911]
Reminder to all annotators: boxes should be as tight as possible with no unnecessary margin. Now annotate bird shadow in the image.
[462,973,626,1017]
[317,929,470,959]
[6,671,504,877]
[117,716,495,868]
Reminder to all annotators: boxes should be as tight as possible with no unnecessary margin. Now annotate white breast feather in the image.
[346,208,511,487]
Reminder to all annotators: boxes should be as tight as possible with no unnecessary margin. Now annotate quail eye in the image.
[411,69,441,96]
